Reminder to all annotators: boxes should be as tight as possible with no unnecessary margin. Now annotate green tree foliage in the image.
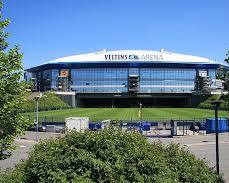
[0,128,223,182]
[217,50,229,82]
[225,50,229,64]
[198,95,221,109]
[0,1,31,160]
[22,92,70,113]
[221,50,229,90]
[223,50,229,90]
[198,95,229,110]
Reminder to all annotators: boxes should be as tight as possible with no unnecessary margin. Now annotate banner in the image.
[60,70,69,77]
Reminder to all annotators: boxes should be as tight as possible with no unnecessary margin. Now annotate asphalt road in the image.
[0,131,229,182]
[148,133,229,182]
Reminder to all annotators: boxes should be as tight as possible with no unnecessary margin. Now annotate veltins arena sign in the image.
[104,54,163,61]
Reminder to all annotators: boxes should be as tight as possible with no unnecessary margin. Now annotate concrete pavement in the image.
[0,132,61,171]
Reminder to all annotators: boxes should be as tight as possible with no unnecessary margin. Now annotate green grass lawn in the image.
[23,108,228,122]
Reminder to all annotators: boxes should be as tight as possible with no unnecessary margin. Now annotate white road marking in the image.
[185,141,229,147]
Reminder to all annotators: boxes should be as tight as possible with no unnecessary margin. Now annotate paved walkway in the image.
[0,132,61,171]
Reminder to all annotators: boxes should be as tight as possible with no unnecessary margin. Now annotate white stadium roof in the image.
[44,49,229,67]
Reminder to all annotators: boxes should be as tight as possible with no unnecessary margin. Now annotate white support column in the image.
[72,94,76,108]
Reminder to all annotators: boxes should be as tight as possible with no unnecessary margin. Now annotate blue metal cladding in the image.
[26,62,220,72]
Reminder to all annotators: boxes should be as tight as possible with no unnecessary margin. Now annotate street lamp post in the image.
[35,97,39,141]
[140,103,143,126]
[34,93,45,141]
[211,100,223,174]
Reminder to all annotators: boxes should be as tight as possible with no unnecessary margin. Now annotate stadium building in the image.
[25,49,229,107]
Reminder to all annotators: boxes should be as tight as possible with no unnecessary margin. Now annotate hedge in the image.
[0,128,224,183]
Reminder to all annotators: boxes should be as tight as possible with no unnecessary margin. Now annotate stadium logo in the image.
[105,54,163,61]
[129,54,139,60]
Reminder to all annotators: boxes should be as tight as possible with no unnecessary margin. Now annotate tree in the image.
[0,1,31,160]
[0,128,223,182]
[225,50,229,64]
[223,50,229,90]
[217,50,229,90]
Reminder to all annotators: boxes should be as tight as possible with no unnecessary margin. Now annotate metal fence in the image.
[26,116,229,137]
[25,114,218,123]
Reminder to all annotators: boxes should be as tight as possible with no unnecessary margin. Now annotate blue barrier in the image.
[142,125,150,131]
[198,123,206,131]
[89,123,95,130]
[142,122,151,126]
[206,118,228,134]
[89,122,102,130]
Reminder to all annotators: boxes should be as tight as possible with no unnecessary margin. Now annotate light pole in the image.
[139,103,143,126]
[34,93,45,141]
[210,100,223,174]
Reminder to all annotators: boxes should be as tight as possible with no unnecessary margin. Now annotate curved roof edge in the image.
[27,49,229,70]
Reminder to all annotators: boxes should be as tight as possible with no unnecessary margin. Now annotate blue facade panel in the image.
[26,62,220,73]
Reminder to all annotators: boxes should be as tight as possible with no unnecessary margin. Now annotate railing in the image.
[25,114,219,123]
[25,116,229,137]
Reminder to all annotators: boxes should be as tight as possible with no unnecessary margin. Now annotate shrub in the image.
[22,92,70,113]
[198,95,226,110]
[0,128,224,183]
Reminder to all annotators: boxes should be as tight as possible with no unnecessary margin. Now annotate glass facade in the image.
[28,67,218,93]
[140,68,196,93]
[208,69,216,88]
[51,69,59,90]
[69,68,195,93]
[71,68,128,93]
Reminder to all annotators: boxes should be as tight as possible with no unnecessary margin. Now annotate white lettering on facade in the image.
[105,54,163,61]
[140,54,163,61]
[105,54,128,60]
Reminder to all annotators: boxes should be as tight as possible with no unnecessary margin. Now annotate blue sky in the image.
[3,0,229,69]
